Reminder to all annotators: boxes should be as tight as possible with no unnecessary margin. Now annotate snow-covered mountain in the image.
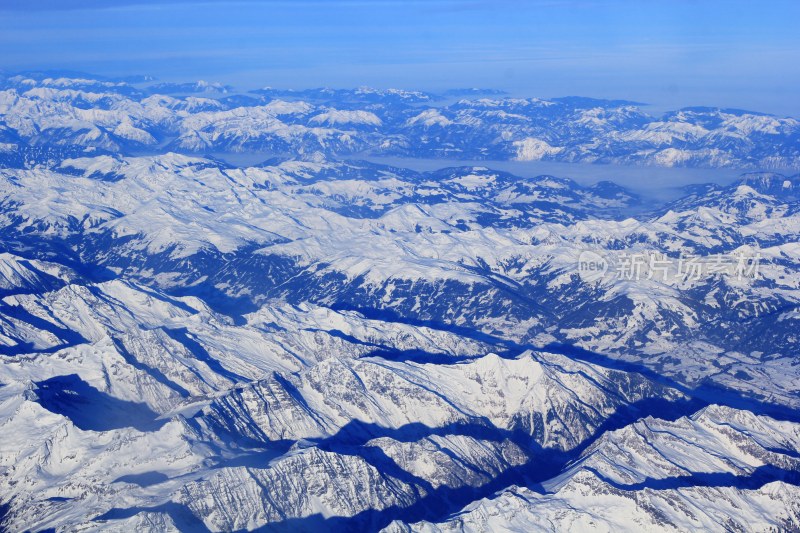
[394,405,800,532]
[1,77,799,531]
[1,73,799,169]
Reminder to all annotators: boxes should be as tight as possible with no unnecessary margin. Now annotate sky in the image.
[1,0,799,116]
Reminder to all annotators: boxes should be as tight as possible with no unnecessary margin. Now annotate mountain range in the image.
[1,72,799,170]
[0,74,799,532]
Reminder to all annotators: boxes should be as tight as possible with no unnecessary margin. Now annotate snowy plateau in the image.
[0,72,799,532]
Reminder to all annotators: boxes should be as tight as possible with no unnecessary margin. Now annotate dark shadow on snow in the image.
[92,395,713,532]
[586,463,800,491]
[234,396,729,532]
[162,327,247,383]
[110,337,192,398]
[331,304,800,423]
[113,471,170,488]
[94,501,211,532]
[0,302,86,356]
[34,374,166,432]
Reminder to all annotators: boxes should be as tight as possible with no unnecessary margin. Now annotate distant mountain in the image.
[145,80,233,95]
[442,88,508,97]
[0,73,798,169]
[250,86,435,104]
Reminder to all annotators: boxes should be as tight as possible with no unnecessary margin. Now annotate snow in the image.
[512,137,564,161]
[406,406,800,532]
[405,109,453,127]
[1,76,800,531]
[1,75,798,168]
[309,109,382,127]
[445,173,496,191]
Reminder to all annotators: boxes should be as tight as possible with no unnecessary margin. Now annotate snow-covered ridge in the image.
[1,96,799,529]
[1,73,799,168]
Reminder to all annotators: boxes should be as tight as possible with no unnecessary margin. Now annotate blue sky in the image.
[2,0,799,116]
